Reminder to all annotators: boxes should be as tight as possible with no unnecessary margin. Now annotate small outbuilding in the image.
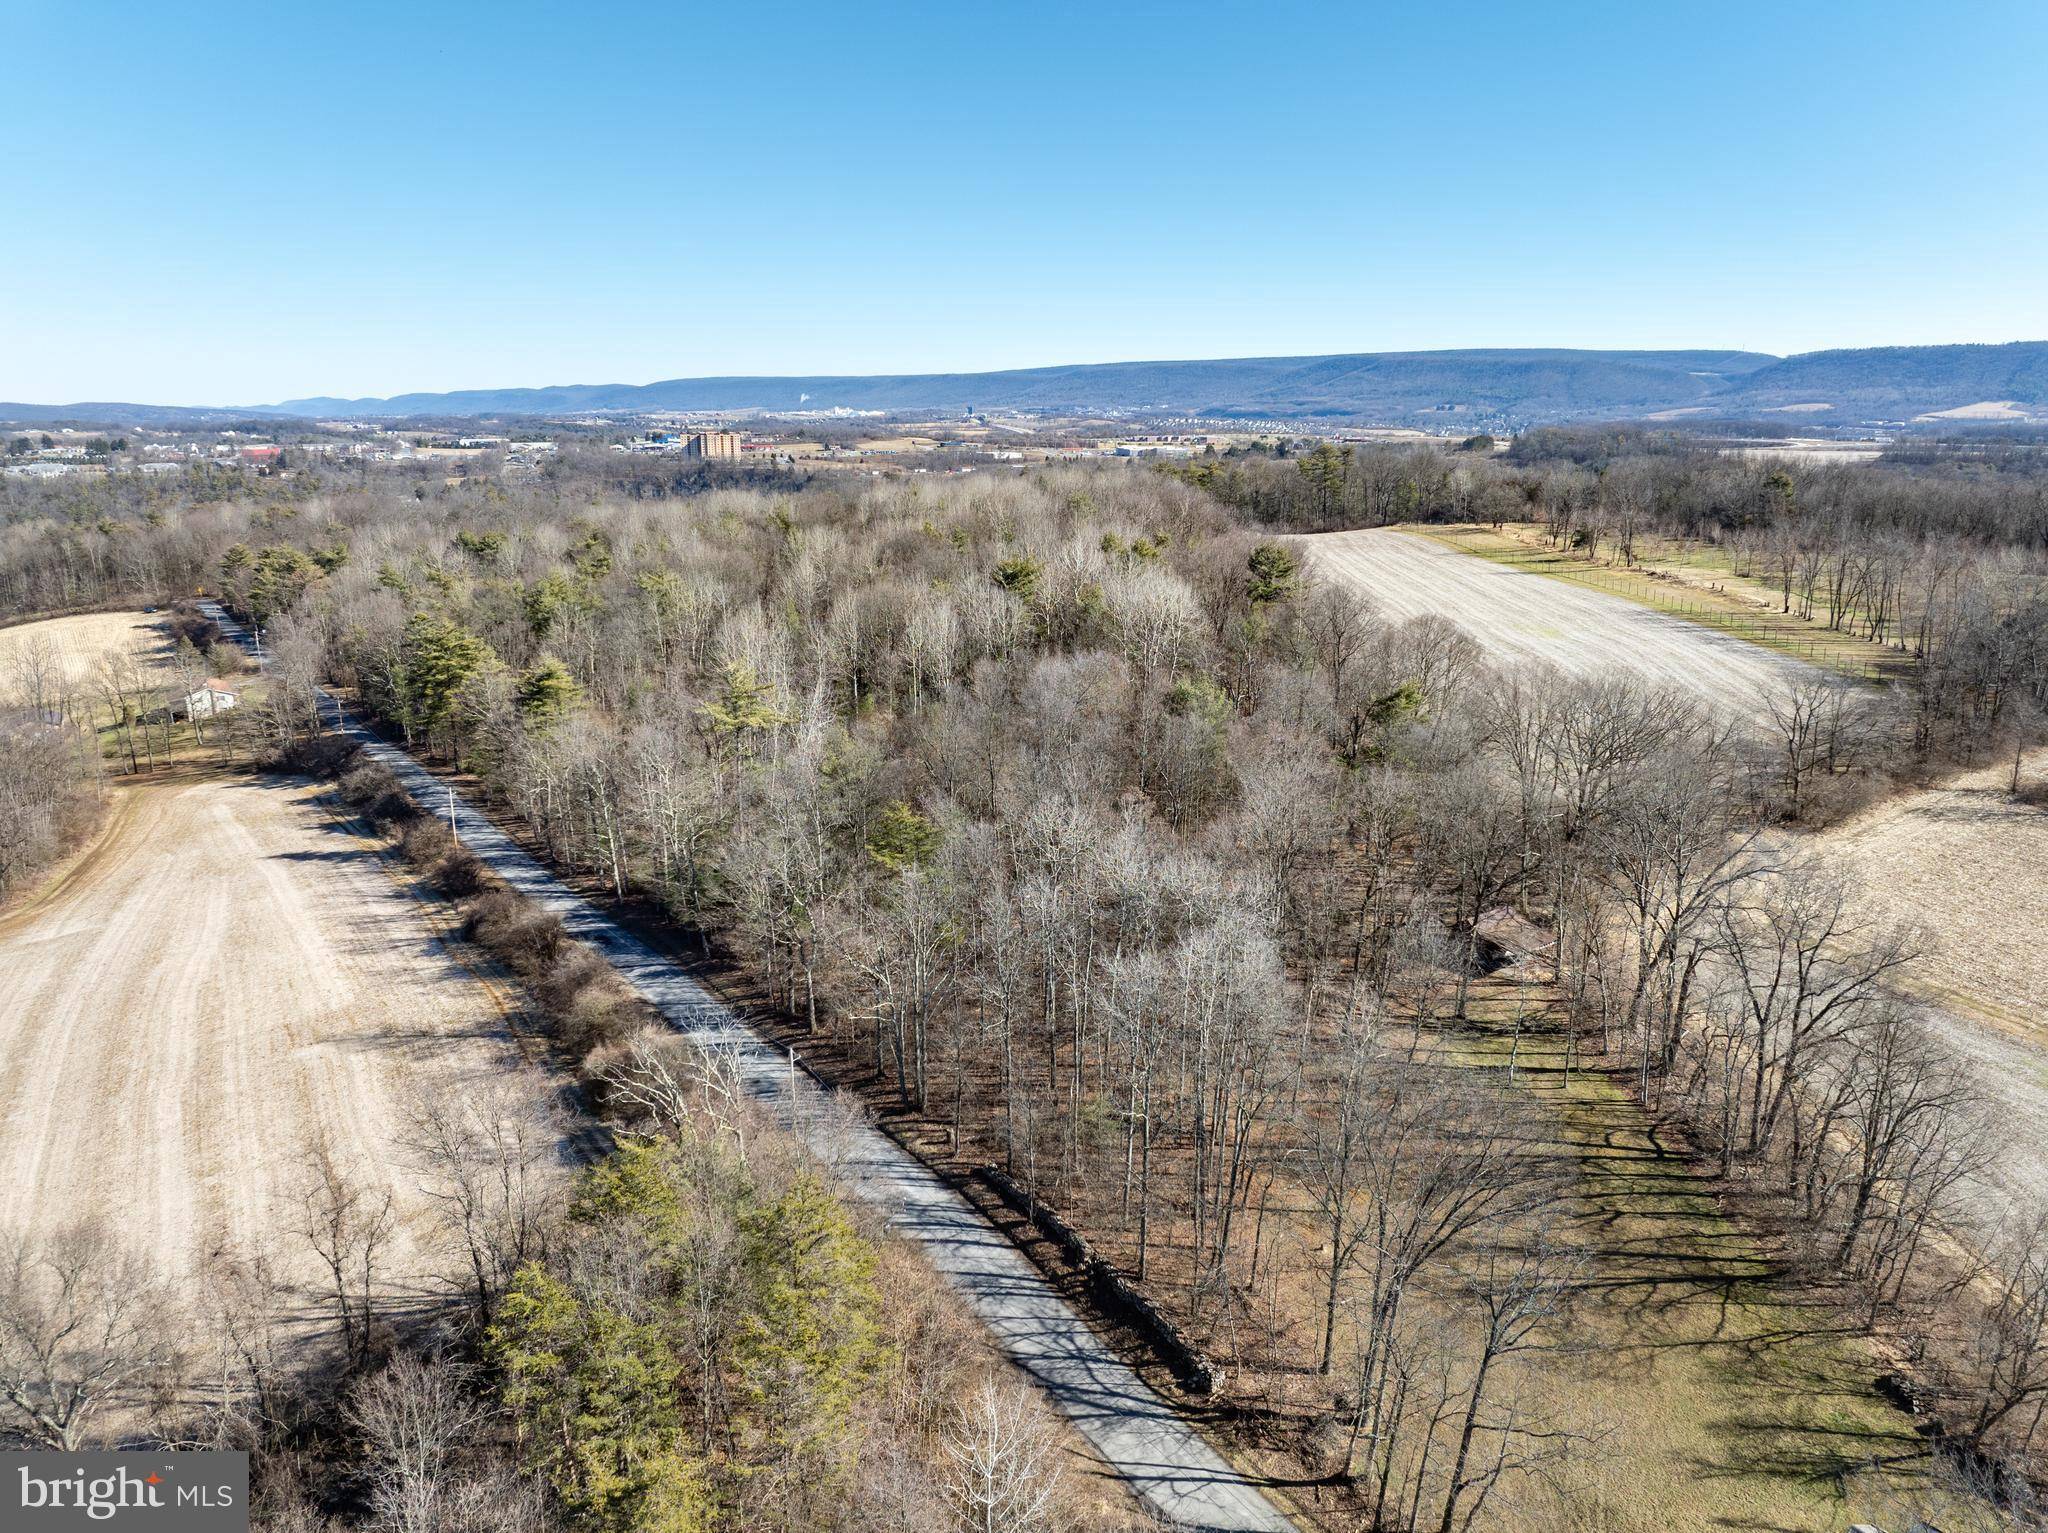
[171,678,242,720]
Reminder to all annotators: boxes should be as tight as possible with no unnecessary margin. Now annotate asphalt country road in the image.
[201,604,1296,1533]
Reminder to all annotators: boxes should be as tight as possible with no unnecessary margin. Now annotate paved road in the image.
[202,604,1295,1533]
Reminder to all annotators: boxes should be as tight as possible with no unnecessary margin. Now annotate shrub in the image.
[270,734,360,777]
[338,761,415,828]
[1796,768,1895,829]
[465,888,566,977]
[398,816,455,867]
[535,949,635,1052]
[431,846,488,899]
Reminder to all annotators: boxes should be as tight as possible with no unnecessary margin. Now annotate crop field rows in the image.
[0,771,569,1291]
[1306,526,2048,1210]
[0,609,178,695]
[1301,526,1822,717]
[0,611,571,1298]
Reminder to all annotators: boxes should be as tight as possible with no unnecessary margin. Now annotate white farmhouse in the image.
[174,678,242,719]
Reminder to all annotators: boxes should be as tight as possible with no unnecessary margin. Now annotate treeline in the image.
[0,703,100,899]
[195,464,2045,1519]
[0,746,1116,1533]
[11,450,2048,1519]
[1171,435,2048,766]
[1170,426,2048,548]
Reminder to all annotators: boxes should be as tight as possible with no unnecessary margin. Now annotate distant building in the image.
[684,431,740,460]
[162,678,242,721]
[239,445,282,465]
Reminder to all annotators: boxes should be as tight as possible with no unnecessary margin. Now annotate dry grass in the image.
[1821,753,2048,1036]
[1130,975,1956,1528]
[1433,984,1938,1531]
[1406,523,1908,682]
[989,972,1951,1531]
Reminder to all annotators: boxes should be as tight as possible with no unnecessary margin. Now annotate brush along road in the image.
[200,604,1295,1533]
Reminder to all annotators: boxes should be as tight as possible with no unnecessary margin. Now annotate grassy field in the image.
[1051,964,1954,1531]
[1410,523,1909,683]
[1433,979,1949,1531]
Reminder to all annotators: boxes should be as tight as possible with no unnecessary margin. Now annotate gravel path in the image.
[1303,527,1816,719]
[202,605,1295,1533]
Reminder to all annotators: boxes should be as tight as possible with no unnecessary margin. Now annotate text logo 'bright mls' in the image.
[20,1465,168,1519]
[4,1453,247,1532]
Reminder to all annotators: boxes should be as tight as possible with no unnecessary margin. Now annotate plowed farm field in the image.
[0,609,175,694]
[0,771,570,1291]
[1302,527,1817,717]
[1824,756,2048,1034]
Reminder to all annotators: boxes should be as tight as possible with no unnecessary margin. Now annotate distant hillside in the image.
[1713,342,2048,419]
[11,343,2048,430]
[269,349,1780,423]
[271,345,2048,425]
[0,401,275,428]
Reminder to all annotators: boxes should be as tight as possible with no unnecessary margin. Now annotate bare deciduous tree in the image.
[346,1350,492,1533]
[0,1222,181,1449]
[293,1135,396,1366]
[941,1376,1067,1533]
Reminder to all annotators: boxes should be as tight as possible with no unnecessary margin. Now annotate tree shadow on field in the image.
[248,776,514,1031]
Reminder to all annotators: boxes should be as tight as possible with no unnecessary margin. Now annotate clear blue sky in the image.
[4,0,2045,404]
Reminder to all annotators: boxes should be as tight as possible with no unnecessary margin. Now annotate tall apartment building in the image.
[684,430,740,459]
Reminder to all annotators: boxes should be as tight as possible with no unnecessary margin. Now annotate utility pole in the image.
[447,785,460,845]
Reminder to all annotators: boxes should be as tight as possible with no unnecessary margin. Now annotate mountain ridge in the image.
[260,341,2048,424]
[9,343,2047,428]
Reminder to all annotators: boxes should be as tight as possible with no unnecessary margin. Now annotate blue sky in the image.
[3,0,2045,404]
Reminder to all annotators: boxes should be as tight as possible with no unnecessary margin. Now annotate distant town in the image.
[0,408,1543,488]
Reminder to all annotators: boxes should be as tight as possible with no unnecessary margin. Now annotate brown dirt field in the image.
[0,609,176,697]
[1816,752,2048,1214]
[1823,754,2048,1037]
[0,770,570,1294]
[1302,527,1822,717]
